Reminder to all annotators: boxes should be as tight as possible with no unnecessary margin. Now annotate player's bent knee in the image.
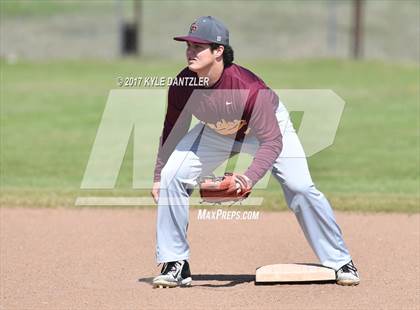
[288,193,307,213]
[160,164,198,189]
[284,180,313,195]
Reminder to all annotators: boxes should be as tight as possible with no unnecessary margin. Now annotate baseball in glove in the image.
[199,172,253,204]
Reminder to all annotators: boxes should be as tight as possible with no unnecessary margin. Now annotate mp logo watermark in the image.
[75,88,345,207]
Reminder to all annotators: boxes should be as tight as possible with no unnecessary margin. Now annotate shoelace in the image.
[341,261,358,275]
[160,261,182,276]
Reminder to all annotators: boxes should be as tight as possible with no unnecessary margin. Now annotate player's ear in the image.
[214,45,224,58]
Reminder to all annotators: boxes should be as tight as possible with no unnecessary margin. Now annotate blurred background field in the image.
[0,0,419,212]
[1,0,419,61]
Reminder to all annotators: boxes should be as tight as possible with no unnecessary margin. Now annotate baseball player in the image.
[151,16,360,288]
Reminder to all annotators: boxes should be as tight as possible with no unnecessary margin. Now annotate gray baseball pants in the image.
[156,102,352,270]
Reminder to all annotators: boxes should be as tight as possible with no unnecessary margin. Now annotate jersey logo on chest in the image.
[206,119,247,135]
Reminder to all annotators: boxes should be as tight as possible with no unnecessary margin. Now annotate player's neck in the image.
[196,61,224,87]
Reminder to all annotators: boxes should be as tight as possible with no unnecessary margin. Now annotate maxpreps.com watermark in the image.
[197,209,260,221]
[117,76,209,87]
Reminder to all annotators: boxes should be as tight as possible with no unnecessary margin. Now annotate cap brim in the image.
[173,36,212,44]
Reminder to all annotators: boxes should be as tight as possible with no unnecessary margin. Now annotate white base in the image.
[255,263,336,283]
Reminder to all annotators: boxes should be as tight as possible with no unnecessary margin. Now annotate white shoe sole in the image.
[153,277,192,288]
[336,279,360,286]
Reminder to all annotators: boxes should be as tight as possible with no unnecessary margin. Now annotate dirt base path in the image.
[1,208,419,310]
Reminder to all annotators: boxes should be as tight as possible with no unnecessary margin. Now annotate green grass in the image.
[0,0,113,17]
[1,59,419,212]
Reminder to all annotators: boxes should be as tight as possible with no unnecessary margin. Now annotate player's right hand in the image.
[151,182,160,204]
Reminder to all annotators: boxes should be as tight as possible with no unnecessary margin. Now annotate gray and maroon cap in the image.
[174,16,229,45]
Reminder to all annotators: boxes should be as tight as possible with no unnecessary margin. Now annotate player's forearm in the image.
[244,137,282,185]
[153,136,166,182]
[153,114,192,182]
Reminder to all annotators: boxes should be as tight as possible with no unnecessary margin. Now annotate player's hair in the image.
[209,43,234,67]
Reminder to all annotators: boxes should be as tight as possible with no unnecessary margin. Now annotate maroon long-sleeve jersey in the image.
[153,63,282,185]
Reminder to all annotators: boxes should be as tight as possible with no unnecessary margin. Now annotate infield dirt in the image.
[1,207,419,310]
